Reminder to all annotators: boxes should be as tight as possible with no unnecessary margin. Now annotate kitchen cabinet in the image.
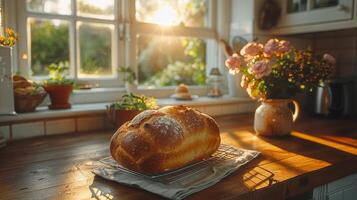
[256,0,357,35]
[313,173,357,200]
[278,0,353,27]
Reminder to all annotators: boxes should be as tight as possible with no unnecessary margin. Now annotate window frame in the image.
[127,0,218,89]
[10,0,231,103]
[16,0,123,87]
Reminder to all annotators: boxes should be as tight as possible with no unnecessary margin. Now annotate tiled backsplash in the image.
[0,100,257,141]
[311,28,357,78]
[273,28,357,79]
[312,29,357,114]
[0,114,109,141]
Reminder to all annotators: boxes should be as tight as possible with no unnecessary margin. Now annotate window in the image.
[18,0,118,87]
[137,35,207,87]
[133,0,218,88]
[16,0,222,91]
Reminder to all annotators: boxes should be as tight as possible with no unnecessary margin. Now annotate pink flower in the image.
[248,60,272,79]
[323,53,336,65]
[279,40,291,53]
[240,42,263,58]
[225,53,242,74]
[264,39,281,56]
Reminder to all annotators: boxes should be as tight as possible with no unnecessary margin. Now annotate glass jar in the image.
[207,68,224,97]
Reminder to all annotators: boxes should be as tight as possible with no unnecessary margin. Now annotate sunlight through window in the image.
[136,0,208,27]
[149,4,178,26]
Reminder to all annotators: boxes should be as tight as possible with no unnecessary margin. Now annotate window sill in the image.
[70,86,210,104]
[0,96,255,124]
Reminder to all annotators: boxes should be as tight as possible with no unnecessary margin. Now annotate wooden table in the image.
[0,114,356,200]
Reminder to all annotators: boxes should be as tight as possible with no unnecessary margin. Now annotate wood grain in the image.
[0,113,356,200]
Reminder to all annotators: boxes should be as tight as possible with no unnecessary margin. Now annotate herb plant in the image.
[109,93,158,111]
[43,62,74,85]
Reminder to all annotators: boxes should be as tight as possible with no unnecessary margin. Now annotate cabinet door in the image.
[328,191,343,200]
[343,184,357,200]
[277,0,353,27]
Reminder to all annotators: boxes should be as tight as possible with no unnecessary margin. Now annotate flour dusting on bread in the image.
[129,110,159,127]
[110,105,221,174]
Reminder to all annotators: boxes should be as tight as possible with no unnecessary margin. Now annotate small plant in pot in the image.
[107,93,158,128]
[118,66,137,93]
[43,62,74,110]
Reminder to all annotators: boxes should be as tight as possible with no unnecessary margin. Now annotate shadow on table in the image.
[89,176,162,200]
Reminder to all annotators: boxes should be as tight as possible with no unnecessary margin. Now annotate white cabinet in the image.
[277,0,353,28]
[313,173,357,200]
[256,0,357,35]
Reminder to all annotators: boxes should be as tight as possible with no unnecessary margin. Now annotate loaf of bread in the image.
[110,105,221,175]
[173,84,192,99]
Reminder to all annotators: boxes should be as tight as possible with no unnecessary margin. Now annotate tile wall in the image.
[310,29,357,114]
[0,101,257,141]
[0,114,110,141]
[311,28,357,78]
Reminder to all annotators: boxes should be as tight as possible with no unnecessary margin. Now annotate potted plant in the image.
[42,62,74,109]
[225,38,335,136]
[118,66,137,93]
[106,93,158,128]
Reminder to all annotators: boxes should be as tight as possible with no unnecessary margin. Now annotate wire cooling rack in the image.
[99,144,248,185]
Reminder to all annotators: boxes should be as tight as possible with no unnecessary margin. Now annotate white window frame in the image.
[9,0,231,103]
[16,0,122,87]
[126,0,218,91]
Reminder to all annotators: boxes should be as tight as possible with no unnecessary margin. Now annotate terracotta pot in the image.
[254,99,300,136]
[43,84,73,110]
[106,107,141,128]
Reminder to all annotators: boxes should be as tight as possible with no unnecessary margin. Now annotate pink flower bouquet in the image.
[225,39,335,100]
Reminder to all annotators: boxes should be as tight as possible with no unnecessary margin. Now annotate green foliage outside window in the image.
[30,0,208,87]
[138,37,206,87]
[31,20,69,76]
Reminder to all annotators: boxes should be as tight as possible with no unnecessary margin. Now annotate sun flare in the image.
[146,4,179,26]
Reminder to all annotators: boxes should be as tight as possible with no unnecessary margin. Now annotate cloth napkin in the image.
[92,144,259,200]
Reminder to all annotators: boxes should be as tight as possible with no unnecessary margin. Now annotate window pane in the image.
[136,0,208,27]
[78,22,113,78]
[77,0,114,20]
[313,0,338,9]
[27,0,71,15]
[287,0,307,13]
[137,35,206,87]
[30,18,70,76]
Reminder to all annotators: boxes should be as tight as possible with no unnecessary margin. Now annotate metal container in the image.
[307,78,355,117]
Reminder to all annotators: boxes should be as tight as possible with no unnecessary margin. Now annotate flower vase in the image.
[254,99,300,136]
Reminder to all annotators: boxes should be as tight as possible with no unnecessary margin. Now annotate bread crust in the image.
[110,105,221,174]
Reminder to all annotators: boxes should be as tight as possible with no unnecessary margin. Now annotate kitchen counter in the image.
[0,114,356,200]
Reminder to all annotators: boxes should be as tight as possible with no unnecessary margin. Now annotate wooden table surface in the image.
[1,114,357,200]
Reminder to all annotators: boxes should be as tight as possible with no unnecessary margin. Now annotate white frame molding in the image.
[9,0,233,104]
[129,0,219,89]
[16,0,122,87]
